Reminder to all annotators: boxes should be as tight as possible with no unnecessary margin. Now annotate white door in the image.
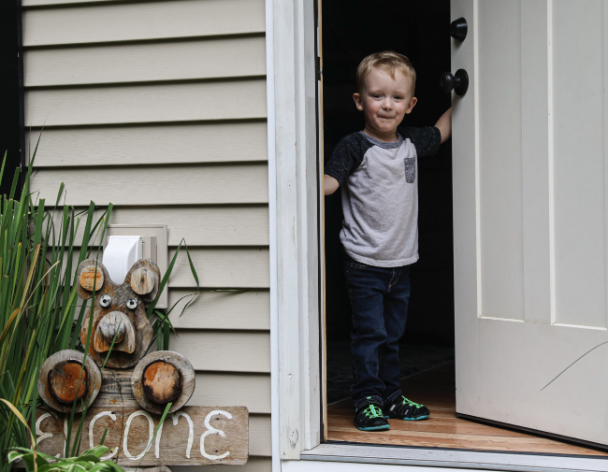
[453,0,608,446]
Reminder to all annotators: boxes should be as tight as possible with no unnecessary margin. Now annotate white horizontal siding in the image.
[248,415,271,456]
[175,457,271,472]
[25,36,265,87]
[169,289,269,330]
[31,164,269,206]
[169,248,269,288]
[190,372,270,413]
[25,79,267,127]
[49,205,269,246]
[171,330,270,373]
[27,122,267,167]
[24,0,272,459]
[23,0,265,46]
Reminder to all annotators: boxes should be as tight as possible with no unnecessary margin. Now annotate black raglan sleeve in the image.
[324,132,371,186]
[400,126,442,158]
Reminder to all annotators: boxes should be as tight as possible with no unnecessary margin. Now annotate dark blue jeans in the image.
[344,255,411,409]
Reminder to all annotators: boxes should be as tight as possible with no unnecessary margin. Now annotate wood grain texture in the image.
[38,349,102,413]
[327,364,608,456]
[25,79,267,127]
[27,122,268,167]
[25,36,266,87]
[46,205,269,247]
[189,373,270,414]
[31,163,269,206]
[23,0,265,46]
[168,289,269,330]
[35,405,249,465]
[131,351,195,414]
[170,330,270,373]
[168,248,269,288]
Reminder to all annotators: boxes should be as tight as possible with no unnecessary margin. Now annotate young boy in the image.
[324,51,451,432]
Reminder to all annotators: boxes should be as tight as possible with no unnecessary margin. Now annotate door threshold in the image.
[301,442,608,472]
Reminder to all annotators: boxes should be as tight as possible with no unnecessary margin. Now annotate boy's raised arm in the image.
[435,107,452,144]
[324,174,340,195]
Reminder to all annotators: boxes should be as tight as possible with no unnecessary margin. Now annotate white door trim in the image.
[300,444,608,472]
[268,0,322,462]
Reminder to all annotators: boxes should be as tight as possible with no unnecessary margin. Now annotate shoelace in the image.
[400,396,423,409]
[362,404,383,419]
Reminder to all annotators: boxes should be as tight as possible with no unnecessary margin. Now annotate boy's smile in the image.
[353,68,417,142]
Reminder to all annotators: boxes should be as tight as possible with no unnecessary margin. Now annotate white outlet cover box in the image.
[104,224,168,309]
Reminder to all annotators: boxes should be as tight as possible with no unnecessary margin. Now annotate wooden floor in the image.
[327,363,608,456]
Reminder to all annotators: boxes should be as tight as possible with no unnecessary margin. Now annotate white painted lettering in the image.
[200,410,232,461]
[89,412,118,460]
[35,413,60,459]
[123,410,154,460]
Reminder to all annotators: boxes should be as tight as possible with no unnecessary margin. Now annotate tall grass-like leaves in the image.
[0,146,112,472]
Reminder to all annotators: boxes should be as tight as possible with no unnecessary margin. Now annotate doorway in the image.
[319,0,608,456]
[322,0,455,424]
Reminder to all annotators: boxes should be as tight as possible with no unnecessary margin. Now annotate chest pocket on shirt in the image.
[404,157,416,183]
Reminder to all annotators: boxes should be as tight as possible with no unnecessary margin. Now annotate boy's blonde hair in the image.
[356,51,416,93]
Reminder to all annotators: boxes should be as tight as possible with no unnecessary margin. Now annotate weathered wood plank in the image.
[25,36,266,87]
[168,248,269,288]
[23,0,265,46]
[169,289,269,330]
[27,122,268,167]
[31,164,269,206]
[25,79,267,127]
[190,373,270,414]
[170,331,270,373]
[46,205,269,247]
[35,405,249,466]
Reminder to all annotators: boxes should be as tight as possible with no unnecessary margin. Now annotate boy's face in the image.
[353,68,417,139]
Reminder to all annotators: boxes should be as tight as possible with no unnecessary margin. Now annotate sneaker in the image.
[354,397,390,431]
[384,395,430,421]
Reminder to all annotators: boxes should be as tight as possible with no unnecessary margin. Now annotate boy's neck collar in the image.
[360,130,403,149]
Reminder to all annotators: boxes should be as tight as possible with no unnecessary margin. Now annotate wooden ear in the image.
[125,259,161,302]
[77,259,107,300]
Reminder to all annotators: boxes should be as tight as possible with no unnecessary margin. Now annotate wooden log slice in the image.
[48,360,88,404]
[142,361,182,404]
[38,349,101,414]
[132,351,195,414]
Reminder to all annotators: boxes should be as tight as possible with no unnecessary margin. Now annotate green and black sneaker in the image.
[353,397,390,431]
[384,395,430,421]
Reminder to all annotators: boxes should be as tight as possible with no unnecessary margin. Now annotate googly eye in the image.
[126,298,138,310]
[99,295,112,308]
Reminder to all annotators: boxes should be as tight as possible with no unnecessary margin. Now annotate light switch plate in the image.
[104,224,168,309]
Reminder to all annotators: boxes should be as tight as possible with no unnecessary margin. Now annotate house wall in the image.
[22,0,271,470]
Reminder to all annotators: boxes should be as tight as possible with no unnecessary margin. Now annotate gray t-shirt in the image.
[325,126,441,268]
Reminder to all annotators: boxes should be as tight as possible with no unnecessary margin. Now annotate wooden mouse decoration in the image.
[35,259,248,467]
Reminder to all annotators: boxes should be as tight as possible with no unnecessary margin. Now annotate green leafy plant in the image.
[9,446,125,472]
[0,137,200,468]
[0,140,113,471]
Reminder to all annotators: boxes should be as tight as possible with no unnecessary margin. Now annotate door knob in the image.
[439,69,469,96]
[450,17,468,42]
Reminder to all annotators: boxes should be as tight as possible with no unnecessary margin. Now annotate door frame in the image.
[267,0,323,462]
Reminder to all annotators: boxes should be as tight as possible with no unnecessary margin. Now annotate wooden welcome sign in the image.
[36,259,248,467]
